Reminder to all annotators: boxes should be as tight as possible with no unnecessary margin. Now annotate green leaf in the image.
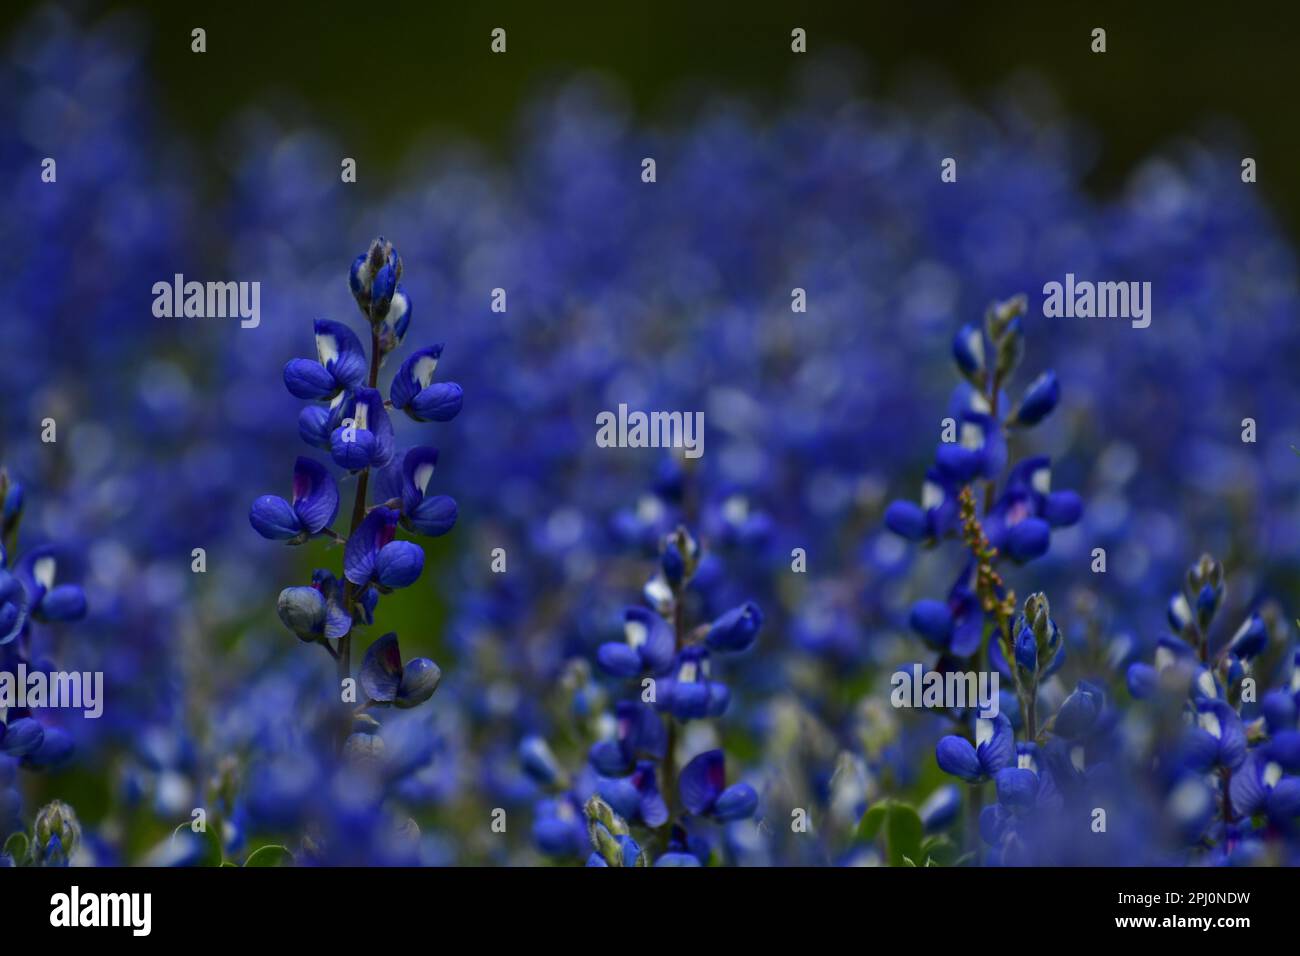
[859,801,926,867]
[919,834,960,867]
[856,803,890,842]
[884,803,924,868]
[3,832,29,865]
[244,844,294,867]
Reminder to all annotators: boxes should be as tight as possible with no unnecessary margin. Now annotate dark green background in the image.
[9,0,1298,235]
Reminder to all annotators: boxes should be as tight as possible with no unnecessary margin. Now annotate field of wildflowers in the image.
[1,4,1299,878]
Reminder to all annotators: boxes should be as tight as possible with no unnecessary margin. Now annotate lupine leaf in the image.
[244,844,294,867]
[3,832,29,865]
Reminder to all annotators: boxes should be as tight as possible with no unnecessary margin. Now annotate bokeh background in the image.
[2,0,1298,866]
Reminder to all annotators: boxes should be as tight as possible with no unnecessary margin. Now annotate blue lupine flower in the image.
[935,714,1014,783]
[1227,614,1269,659]
[22,726,74,770]
[249,456,339,542]
[277,570,353,644]
[357,632,442,708]
[982,457,1081,563]
[390,346,464,422]
[1185,699,1247,771]
[330,387,395,471]
[298,393,348,450]
[519,736,567,788]
[951,322,987,384]
[0,568,28,645]
[678,749,757,821]
[1053,681,1105,740]
[0,717,44,757]
[283,319,367,400]
[276,586,328,642]
[1229,750,1300,829]
[884,468,959,542]
[935,413,1006,485]
[15,548,86,623]
[1261,690,1297,734]
[349,237,398,319]
[598,760,669,827]
[597,606,674,677]
[1011,370,1060,426]
[343,508,424,591]
[589,700,667,775]
[705,601,763,653]
[1014,625,1037,675]
[659,646,730,719]
[532,794,587,857]
[394,447,458,537]
[908,567,984,656]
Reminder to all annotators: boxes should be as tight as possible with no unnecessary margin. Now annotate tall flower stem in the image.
[659,586,686,839]
[338,327,383,686]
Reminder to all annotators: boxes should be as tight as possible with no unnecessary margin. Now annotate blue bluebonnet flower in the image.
[705,601,763,653]
[598,761,669,827]
[1184,699,1248,771]
[1230,744,1300,830]
[349,237,412,356]
[390,346,463,422]
[531,794,587,858]
[1054,682,1106,741]
[658,646,730,720]
[330,388,395,471]
[369,447,458,540]
[907,567,983,656]
[596,606,674,677]
[249,457,339,543]
[519,735,567,789]
[1009,370,1060,427]
[277,569,353,644]
[283,319,368,399]
[342,508,424,591]
[678,749,757,822]
[0,717,44,758]
[14,548,86,623]
[358,633,442,708]
[588,700,666,775]
[936,715,1015,783]
[0,566,28,645]
[240,238,459,862]
[884,469,959,542]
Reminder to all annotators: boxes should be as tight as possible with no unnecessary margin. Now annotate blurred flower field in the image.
[2,5,1299,868]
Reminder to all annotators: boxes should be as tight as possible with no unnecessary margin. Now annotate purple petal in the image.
[250,495,300,540]
[374,541,424,589]
[679,749,726,816]
[283,358,338,400]
[291,457,339,534]
[936,735,982,782]
[358,632,403,702]
[313,319,366,388]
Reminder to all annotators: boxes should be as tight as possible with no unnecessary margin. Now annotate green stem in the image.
[338,327,383,690]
